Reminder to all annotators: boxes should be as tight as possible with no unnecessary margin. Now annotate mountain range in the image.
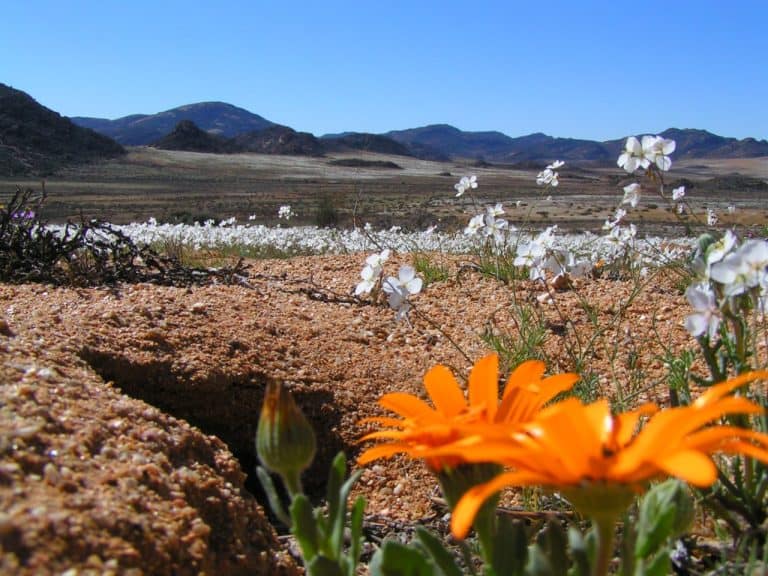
[73,101,768,163]
[2,83,767,177]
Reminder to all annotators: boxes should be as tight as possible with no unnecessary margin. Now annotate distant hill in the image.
[388,124,768,163]
[0,83,124,176]
[72,102,275,146]
[321,132,415,157]
[231,125,325,156]
[386,124,515,160]
[151,120,236,153]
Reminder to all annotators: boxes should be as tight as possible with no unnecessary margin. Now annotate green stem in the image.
[593,517,615,576]
[283,469,303,500]
[473,506,497,570]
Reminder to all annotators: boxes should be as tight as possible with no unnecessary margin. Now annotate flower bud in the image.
[256,381,316,495]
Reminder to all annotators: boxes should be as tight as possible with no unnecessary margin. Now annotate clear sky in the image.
[4,0,767,141]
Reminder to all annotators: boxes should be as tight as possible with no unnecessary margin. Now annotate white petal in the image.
[684,314,707,337]
[398,265,416,283]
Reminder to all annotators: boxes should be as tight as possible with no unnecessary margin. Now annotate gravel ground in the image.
[0,253,712,573]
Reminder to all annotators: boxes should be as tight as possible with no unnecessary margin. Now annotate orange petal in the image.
[502,360,546,400]
[424,364,467,418]
[613,403,658,448]
[451,470,549,539]
[694,370,768,407]
[468,354,499,421]
[536,373,579,404]
[714,440,768,466]
[379,392,436,419]
[656,449,717,487]
[357,443,412,465]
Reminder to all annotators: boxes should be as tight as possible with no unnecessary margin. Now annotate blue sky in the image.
[4,1,767,140]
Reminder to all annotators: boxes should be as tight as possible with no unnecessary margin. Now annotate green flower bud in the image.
[256,381,316,496]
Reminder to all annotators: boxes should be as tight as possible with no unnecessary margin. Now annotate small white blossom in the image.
[727,204,736,214]
[355,249,390,295]
[603,208,627,231]
[617,136,650,173]
[488,203,505,217]
[383,265,423,321]
[483,212,509,244]
[710,239,768,297]
[707,208,718,227]
[248,214,257,221]
[278,205,294,220]
[684,283,721,340]
[622,183,641,208]
[536,168,559,187]
[454,175,477,197]
[672,186,685,201]
[464,213,485,236]
[644,136,676,171]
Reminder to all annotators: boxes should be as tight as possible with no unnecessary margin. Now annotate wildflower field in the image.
[1,139,768,575]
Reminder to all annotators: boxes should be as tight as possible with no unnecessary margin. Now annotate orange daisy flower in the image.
[357,353,578,471]
[445,371,768,539]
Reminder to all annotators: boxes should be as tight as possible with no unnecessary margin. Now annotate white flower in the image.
[710,239,768,297]
[248,214,257,221]
[488,203,505,217]
[482,212,509,244]
[355,264,379,295]
[454,175,477,197]
[536,168,559,187]
[383,265,423,320]
[676,203,685,214]
[622,183,641,208]
[684,283,721,339]
[644,136,676,171]
[617,136,650,173]
[603,208,627,231]
[727,204,736,214]
[464,213,485,236]
[707,208,718,227]
[514,240,546,268]
[278,205,294,220]
[705,230,737,268]
[672,186,685,201]
[355,249,390,295]
[548,160,565,170]
[365,248,390,270]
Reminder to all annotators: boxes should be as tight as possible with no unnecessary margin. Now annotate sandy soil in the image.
[0,251,718,573]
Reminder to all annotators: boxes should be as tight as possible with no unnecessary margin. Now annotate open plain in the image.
[1,147,767,236]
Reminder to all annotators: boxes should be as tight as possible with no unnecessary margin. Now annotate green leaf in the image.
[331,468,363,558]
[348,496,366,576]
[307,555,345,576]
[535,520,569,576]
[415,526,463,576]
[635,553,670,576]
[491,517,528,576]
[635,480,691,558]
[369,540,436,576]
[290,494,319,561]
[567,527,591,576]
[527,543,553,576]
[256,465,291,527]
[323,452,346,550]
